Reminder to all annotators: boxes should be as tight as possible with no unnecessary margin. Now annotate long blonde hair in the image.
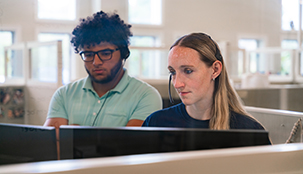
[170,33,255,130]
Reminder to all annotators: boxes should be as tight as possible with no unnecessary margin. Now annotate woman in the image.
[142,33,265,130]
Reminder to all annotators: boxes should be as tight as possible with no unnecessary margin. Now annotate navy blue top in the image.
[142,103,265,130]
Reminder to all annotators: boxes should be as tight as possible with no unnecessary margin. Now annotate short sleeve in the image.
[47,87,68,119]
[129,87,162,122]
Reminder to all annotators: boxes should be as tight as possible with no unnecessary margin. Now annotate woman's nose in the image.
[173,74,184,89]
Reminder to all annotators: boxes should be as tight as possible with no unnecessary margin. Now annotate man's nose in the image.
[93,54,103,65]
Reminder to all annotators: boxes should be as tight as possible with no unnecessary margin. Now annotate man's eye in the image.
[84,52,94,57]
[100,51,111,56]
[184,69,193,74]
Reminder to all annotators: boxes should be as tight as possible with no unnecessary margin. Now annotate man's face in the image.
[81,42,123,84]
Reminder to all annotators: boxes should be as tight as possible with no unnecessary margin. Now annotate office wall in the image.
[1,0,282,65]
[163,0,281,48]
[99,0,282,48]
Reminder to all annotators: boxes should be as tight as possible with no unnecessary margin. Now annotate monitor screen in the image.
[59,126,271,160]
[0,123,58,165]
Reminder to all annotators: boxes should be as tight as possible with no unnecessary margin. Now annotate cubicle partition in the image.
[0,143,303,174]
[246,106,303,144]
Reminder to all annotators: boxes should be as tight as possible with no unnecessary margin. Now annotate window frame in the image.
[37,32,73,84]
[26,40,63,87]
[0,29,19,84]
[244,47,296,83]
[3,43,26,85]
[125,32,168,80]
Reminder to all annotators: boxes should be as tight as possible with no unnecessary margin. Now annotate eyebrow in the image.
[168,65,195,69]
[180,65,194,68]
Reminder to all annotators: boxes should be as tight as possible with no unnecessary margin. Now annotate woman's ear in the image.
[212,60,222,79]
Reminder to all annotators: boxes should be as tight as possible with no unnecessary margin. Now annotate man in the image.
[44,11,162,127]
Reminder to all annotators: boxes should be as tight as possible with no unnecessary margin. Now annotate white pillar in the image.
[298,0,302,48]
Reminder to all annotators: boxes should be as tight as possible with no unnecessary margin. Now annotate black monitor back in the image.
[0,123,57,165]
[59,126,270,160]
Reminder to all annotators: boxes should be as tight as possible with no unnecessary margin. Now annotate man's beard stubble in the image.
[86,60,123,84]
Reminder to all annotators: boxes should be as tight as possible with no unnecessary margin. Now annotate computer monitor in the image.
[0,123,58,165]
[59,126,271,160]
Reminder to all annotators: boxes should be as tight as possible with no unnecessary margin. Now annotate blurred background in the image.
[0,0,303,129]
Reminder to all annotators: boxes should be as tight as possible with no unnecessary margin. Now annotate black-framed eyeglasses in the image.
[79,48,119,62]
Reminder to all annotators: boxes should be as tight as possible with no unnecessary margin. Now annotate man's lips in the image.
[93,69,105,74]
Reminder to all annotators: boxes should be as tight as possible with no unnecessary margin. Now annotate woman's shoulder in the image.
[151,103,183,117]
[142,103,184,127]
[230,112,265,130]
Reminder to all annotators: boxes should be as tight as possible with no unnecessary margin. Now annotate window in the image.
[282,39,303,76]
[37,0,76,21]
[238,39,261,74]
[128,0,162,25]
[0,31,14,83]
[281,39,298,49]
[38,33,71,84]
[30,44,58,83]
[282,0,301,31]
[130,36,159,47]
[240,38,294,79]
[128,35,168,79]
[281,40,297,76]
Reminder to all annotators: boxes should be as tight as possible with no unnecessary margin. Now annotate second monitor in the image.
[59,126,271,160]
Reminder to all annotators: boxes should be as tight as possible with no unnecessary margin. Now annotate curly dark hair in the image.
[70,11,132,53]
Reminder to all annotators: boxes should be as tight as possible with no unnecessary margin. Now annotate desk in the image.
[0,143,302,174]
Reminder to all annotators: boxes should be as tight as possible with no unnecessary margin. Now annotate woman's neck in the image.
[186,101,213,120]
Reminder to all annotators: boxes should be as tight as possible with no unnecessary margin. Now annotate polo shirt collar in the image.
[82,68,130,94]
[112,68,130,93]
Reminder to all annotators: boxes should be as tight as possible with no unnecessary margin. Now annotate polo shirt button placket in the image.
[96,100,101,116]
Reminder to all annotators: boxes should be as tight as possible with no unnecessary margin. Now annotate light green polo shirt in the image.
[47,69,162,127]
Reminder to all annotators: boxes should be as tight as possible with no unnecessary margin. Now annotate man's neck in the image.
[92,70,124,97]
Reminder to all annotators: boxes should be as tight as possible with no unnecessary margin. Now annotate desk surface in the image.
[0,143,303,174]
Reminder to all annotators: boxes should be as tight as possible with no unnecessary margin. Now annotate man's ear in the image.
[212,60,222,79]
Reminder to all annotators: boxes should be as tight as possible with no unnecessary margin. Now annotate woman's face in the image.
[168,46,215,106]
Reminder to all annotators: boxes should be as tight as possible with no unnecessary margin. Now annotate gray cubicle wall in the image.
[237,86,303,112]
[245,106,302,144]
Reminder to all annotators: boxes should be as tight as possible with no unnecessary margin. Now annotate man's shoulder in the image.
[127,76,151,87]
[57,77,87,92]
[126,76,159,93]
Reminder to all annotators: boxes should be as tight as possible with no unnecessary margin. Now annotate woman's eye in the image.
[169,71,176,75]
[184,69,193,74]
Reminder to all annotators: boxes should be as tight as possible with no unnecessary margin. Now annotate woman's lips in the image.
[179,92,190,96]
